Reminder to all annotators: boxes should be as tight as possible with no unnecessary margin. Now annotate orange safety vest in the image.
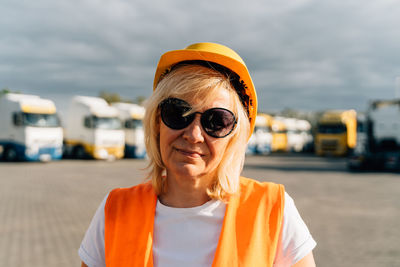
[105,177,285,267]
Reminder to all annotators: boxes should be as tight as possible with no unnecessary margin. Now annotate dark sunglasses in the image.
[159,98,237,138]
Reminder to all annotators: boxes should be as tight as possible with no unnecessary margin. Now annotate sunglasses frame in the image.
[159,98,237,138]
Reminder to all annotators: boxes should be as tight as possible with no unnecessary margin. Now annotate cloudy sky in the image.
[1,0,400,116]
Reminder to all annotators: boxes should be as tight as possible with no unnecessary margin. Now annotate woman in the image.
[79,42,316,267]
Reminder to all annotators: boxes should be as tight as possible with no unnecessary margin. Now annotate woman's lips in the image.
[176,148,204,158]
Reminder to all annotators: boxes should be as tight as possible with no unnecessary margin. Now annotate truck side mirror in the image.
[125,120,132,129]
[12,112,23,126]
[84,117,93,128]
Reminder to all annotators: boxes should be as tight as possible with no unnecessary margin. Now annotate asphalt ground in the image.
[0,154,399,267]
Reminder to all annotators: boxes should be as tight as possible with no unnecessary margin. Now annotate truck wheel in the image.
[3,147,17,161]
[73,146,87,159]
[62,142,70,158]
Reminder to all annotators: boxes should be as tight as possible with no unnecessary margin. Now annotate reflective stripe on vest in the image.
[105,177,285,267]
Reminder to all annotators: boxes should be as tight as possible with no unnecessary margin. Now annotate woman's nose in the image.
[182,115,205,143]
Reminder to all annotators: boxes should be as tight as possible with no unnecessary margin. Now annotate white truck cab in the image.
[63,96,125,160]
[247,114,273,155]
[277,117,302,152]
[296,119,313,152]
[112,102,146,158]
[274,117,312,152]
[0,93,63,161]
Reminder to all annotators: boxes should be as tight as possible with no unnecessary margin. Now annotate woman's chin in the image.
[174,164,205,178]
[168,164,212,185]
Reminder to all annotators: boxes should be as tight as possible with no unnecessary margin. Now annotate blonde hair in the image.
[143,64,250,200]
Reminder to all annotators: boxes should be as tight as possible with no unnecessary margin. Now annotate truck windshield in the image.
[125,119,143,129]
[21,112,61,127]
[318,124,346,134]
[273,130,287,134]
[254,126,271,133]
[287,130,302,134]
[92,116,122,130]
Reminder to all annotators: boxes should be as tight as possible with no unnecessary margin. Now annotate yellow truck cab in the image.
[315,110,357,156]
[247,113,273,155]
[271,119,288,152]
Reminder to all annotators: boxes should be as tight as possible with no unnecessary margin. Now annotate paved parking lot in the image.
[0,155,399,267]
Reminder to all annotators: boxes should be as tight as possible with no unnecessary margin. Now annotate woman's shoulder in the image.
[105,182,157,216]
[110,181,152,192]
[236,177,285,213]
[110,181,154,197]
[239,176,285,193]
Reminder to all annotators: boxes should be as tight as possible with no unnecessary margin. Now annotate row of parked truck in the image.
[1,92,400,170]
[0,92,315,162]
[246,113,313,155]
[247,109,358,158]
[249,102,400,171]
[0,92,316,162]
[0,93,146,161]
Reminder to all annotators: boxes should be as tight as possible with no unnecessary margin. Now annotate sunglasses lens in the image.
[160,98,237,138]
[201,108,236,138]
[160,98,194,129]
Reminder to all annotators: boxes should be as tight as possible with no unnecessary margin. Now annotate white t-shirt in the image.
[79,192,316,267]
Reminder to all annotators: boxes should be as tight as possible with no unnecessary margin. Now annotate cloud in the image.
[1,0,400,114]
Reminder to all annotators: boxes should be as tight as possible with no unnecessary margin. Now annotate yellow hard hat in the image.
[153,42,258,138]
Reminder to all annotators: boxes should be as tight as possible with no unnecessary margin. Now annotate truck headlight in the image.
[56,146,63,155]
[96,148,109,159]
[26,145,38,156]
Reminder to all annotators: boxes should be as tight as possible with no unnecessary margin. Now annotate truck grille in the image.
[39,147,55,154]
[321,140,338,151]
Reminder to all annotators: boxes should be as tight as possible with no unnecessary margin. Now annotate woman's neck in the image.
[159,174,213,208]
